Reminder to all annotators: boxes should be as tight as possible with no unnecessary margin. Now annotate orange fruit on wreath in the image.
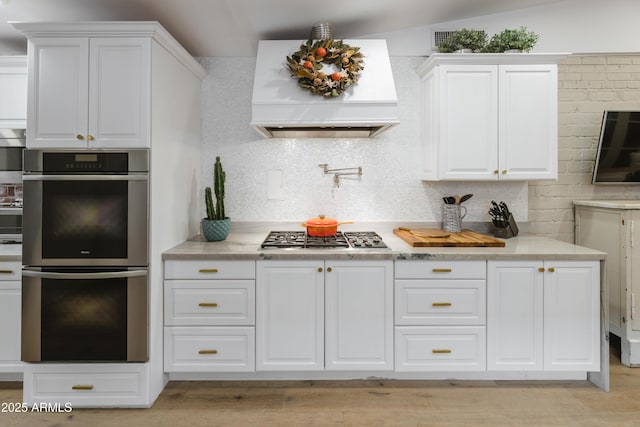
[316,47,327,57]
[331,72,342,81]
[303,61,313,70]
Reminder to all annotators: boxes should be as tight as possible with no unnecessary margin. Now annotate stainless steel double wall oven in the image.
[21,149,149,362]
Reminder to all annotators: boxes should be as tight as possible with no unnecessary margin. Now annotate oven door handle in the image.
[23,174,148,181]
[22,269,148,280]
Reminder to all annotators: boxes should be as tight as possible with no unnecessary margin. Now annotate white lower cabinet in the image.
[256,260,393,371]
[164,260,256,373]
[325,260,394,371]
[0,261,21,372]
[394,260,487,372]
[487,260,600,372]
[22,363,150,408]
[256,260,324,371]
[160,256,601,381]
[395,326,486,371]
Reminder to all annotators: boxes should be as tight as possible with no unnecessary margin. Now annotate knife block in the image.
[493,213,519,239]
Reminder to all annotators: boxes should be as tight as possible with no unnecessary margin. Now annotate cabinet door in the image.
[487,261,543,371]
[256,261,324,371]
[0,282,21,367]
[27,37,89,148]
[574,206,624,337]
[0,57,27,128]
[437,65,498,180]
[325,260,393,371]
[498,65,558,180]
[88,38,150,148]
[543,260,600,371]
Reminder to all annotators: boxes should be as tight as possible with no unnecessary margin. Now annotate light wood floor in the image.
[2,338,639,427]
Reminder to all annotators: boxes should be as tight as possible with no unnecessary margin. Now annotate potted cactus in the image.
[201,156,230,242]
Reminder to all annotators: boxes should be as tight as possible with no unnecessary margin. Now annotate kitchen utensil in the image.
[398,227,450,238]
[443,196,456,204]
[459,193,473,203]
[442,203,467,233]
[301,214,353,237]
[454,194,461,204]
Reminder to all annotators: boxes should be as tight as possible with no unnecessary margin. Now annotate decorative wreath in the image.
[286,39,364,97]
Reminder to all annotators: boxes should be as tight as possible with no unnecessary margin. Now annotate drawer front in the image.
[395,280,485,325]
[164,326,255,372]
[165,280,255,326]
[165,260,255,280]
[24,367,148,407]
[395,326,486,372]
[395,260,486,280]
[0,262,21,281]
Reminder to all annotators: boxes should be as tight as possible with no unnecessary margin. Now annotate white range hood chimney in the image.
[251,39,399,138]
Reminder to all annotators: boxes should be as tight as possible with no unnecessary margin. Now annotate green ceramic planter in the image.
[201,218,231,242]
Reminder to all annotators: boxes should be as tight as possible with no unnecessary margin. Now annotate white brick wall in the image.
[528,54,640,243]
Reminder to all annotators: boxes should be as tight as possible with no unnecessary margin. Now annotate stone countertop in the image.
[0,244,21,261]
[162,222,606,261]
[574,200,640,209]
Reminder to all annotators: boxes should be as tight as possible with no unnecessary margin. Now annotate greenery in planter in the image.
[202,156,230,241]
[484,27,539,53]
[437,28,487,53]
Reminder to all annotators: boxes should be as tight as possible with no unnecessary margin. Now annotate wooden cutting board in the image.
[393,228,505,247]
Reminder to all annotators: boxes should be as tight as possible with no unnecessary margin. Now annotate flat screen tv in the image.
[592,111,640,184]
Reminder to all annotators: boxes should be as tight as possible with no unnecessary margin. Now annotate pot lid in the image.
[304,214,338,226]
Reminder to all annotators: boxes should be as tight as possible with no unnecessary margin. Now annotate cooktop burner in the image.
[260,231,387,249]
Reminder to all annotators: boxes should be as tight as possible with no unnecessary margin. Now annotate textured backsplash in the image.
[199,56,528,223]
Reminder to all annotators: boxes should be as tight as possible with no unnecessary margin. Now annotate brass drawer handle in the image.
[198,302,218,308]
[76,134,84,140]
[432,302,452,307]
[72,385,94,391]
[548,267,555,273]
[87,134,94,141]
[0,270,14,274]
[432,268,452,273]
[326,267,332,272]
[318,267,323,272]
[432,349,452,354]
[199,269,219,273]
[538,267,545,273]
[199,350,218,355]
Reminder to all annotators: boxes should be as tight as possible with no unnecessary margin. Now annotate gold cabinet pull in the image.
[0,270,14,274]
[199,269,218,273]
[326,267,332,272]
[317,267,323,272]
[72,385,94,391]
[87,134,94,141]
[538,267,545,273]
[502,170,507,175]
[199,350,218,355]
[432,349,452,354]
[198,302,218,308]
[432,302,452,307]
[76,134,84,140]
[432,268,452,273]
[493,169,499,174]
[548,267,555,273]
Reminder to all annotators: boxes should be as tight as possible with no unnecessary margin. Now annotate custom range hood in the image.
[251,39,399,138]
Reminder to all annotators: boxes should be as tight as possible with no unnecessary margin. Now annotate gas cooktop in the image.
[260,231,388,249]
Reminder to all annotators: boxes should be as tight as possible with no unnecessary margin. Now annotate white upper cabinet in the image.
[0,56,27,129]
[417,54,568,181]
[27,37,150,148]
